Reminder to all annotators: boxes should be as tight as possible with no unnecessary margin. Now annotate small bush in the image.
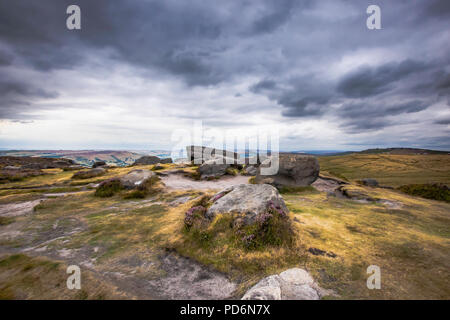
[278,185,317,194]
[0,216,15,226]
[225,167,239,176]
[236,201,294,249]
[123,189,147,199]
[95,179,123,198]
[193,194,214,208]
[398,183,450,202]
[248,176,256,184]
[188,170,201,180]
[184,205,208,230]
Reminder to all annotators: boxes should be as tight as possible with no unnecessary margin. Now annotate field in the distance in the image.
[318,154,450,187]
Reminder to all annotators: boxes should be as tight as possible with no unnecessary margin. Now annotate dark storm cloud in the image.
[279,95,331,117]
[336,60,428,98]
[0,79,57,98]
[0,78,59,119]
[248,0,297,35]
[423,0,450,19]
[338,100,429,119]
[341,117,391,132]
[0,0,448,150]
[434,117,450,125]
[0,50,13,66]
[249,79,278,93]
[0,0,301,85]
[274,56,447,132]
[337,100,429,131]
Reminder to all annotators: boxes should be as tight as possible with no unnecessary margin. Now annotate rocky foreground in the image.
[0,152,449,300]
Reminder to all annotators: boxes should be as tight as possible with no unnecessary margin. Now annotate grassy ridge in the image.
[318,154,450,187]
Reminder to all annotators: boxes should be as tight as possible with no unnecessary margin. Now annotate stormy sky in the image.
[0,0,449,151]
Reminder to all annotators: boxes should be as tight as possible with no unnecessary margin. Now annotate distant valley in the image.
[0,150,171,167]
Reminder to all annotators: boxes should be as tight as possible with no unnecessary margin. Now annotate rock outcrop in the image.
[92,160,106,168]
[120,169,154,189]
[0,156,75,170]
[197,158,235,179]
[206,184,288,224]
[242,165,258,176]
[242,268,328,300]
[186,146,240,164]
[134,156,172,165]
[254,153,319,187]
[360,178,379,187]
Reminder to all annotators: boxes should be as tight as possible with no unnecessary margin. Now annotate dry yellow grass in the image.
[0,162,449,299]
[0,254,131,299]
[318,154,450,187]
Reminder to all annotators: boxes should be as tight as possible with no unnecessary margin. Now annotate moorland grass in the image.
[318,154,450,187]
[1,161,449,299]
[398,183,450,203]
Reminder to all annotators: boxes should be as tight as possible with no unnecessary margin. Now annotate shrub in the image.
[192,194,213,208]
[188,170,201,180]
[225,167,239,176]
[95,179,123,198]
[123,190,147,199]
[184,205,207,230]
[0,217,15,226]
[398,183,450,203]
[278,185,317,194]
[238,201,294,248]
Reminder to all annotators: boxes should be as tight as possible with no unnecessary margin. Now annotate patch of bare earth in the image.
[145,251,237,299]
[161,173,249,191]
[0,200,43,218]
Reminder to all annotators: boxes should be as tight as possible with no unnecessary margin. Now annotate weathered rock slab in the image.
[206,184,288,223]
[120,169,154,189]
[255,153,319,187]
[198,159,230,179]
[242,268,326,300]
[134,156,172,165]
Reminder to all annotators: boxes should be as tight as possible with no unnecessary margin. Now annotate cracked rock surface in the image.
[242,268,328,300]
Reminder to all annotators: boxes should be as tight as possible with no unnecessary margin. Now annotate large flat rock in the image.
[242,268,327,300]
[255,153,319,187]
[206,184,288,223]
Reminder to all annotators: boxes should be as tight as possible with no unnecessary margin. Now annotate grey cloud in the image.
[249,0,297,35]
[0,50,13,66]
[250,79,277,93]
[336,60,428,98]
[0,0,449,150]
[279,95,331,117]
[338,100,429,119]
[341,118,392,132]
[424,0,450,19]
[0,79,58,98]
[0,79,58,119]
[336,100,430,132]
[0,0,301,86]
[434,117,450,125]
